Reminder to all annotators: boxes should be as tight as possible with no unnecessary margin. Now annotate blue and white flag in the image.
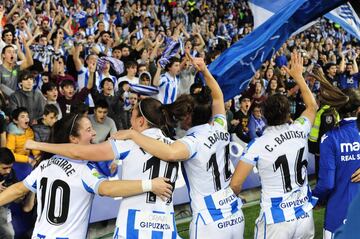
[250,0,360,40]
[208,0,346,101]
[325,3,360,40]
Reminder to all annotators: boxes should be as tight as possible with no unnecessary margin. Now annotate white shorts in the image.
[254,210,314,239]
[190,210,245,239]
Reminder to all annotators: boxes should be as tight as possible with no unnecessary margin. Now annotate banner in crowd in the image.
[208,0,347,101]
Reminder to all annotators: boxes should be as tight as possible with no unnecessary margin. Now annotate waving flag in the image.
[208,0,346,101]
[325,3,360,40]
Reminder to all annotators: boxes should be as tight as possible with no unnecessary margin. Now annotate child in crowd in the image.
[32,104,59,143]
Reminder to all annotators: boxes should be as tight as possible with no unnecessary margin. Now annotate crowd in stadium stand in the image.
[0,0,358,238]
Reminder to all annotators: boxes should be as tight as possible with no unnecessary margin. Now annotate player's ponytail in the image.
[310,67,360,118]
[310,67,349,108]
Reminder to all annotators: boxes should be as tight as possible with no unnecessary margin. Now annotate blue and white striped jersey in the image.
[77,66,100,107]
[156,72,180,105]
[110,128,180,239]
[240,116,317,224]
[23,155,106,239]
[178,115,242,225]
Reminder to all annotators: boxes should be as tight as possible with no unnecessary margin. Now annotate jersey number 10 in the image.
[39,177,70,225]
[143,157,179,204]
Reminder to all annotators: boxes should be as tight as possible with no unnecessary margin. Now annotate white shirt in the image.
[110,128,180,238]
[240,116,318,224]
[23,155,105,238]
[178,115,242,225]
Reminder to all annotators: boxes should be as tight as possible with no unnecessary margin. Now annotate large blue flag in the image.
[208,0,347,101]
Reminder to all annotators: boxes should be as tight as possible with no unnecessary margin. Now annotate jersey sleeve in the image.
[312,133,336,201]
[239,140,259,166]
[212,114,228,131]
[79,162,107,195]
[109,139,132,160]
[294,115,312,134]
[23,165,42,193]
[178,133,199,159]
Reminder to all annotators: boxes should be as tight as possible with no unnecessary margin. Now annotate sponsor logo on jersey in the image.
[134,211,174,232]
[340,142,360,153]
[295,117,306,125]
[91,168,101,178]
[217,214,244,229]
[214,117,225,127]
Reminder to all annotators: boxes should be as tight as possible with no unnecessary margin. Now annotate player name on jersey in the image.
[204,130,230,149]
[265,130,307,152]
[40,156,76,177]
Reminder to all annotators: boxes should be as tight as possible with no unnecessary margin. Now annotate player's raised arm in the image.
[284,53,318,124]
[190,56,225,116]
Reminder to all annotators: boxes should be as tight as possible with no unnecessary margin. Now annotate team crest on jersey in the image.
[91,168,101,178]
[295,117,306,125]
[214,117,225,127]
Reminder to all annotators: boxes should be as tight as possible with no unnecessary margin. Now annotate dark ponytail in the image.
[310,67,360,118]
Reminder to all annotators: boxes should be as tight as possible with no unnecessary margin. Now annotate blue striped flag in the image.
[208,0,347,101]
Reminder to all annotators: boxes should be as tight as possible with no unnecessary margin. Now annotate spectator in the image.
[88,99,117,144]
[118,60,139,84]
[6,107,40,179]
[0,42,33,96]
[153,57,181,104]
[0,148,17,239]
[41,82,62,120]
[8,70,46,124]
[32,104,59,143]
[248,103,267,140]
[233,95,251,143]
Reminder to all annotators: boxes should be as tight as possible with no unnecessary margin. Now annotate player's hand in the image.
[351,168,360,182]
[0,180,7,193]
[283,53,304,83]
[189,56,207,72]
[110,129,134,140]
[24,140,36,150]
[151,177,173,201]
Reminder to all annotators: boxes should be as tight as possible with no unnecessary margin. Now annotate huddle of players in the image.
[0,53,358,239]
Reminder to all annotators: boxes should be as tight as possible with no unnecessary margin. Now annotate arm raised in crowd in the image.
[20,35,34,71]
